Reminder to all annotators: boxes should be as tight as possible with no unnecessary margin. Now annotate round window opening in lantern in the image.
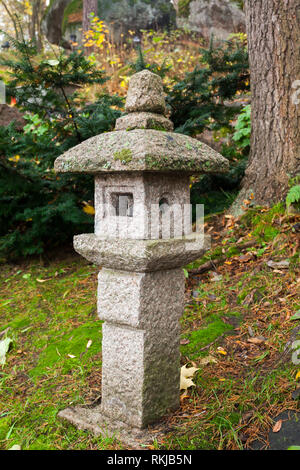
[159,197,169,214]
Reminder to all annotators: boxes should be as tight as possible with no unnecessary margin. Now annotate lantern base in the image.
[57,404,170,449]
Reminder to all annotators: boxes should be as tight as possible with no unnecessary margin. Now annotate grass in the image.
[0,204,299,450]
[0,257,123,450]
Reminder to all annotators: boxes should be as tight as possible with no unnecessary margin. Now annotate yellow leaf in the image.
[217,347,227,355]
[83,204,95,215]
[9,155,20,162]
[296,371,300,381]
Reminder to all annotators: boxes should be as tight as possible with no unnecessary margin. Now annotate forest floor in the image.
[0,203,299,450]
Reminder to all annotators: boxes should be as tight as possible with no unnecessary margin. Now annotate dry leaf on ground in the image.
[272,420,282,433]
[180,364,199,390]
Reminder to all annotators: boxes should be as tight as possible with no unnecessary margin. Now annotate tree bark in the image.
[0,0,20,39]
[82,0,98,53]
[232,0,300,213]
[29,0,45,51]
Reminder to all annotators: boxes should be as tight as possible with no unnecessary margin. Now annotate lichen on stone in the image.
[113,148,133,164]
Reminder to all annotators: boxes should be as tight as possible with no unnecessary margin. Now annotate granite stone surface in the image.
[54,128,229,175]
[73,233,210,271]
[54,69,222,442]
[115,111,174,132]
[94,173,191,240]
[125,70,166,115]
[99,268,184,427]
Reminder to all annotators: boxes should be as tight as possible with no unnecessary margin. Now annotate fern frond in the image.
[286,185,300,207]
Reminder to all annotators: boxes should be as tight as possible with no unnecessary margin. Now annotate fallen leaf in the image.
[0,337,13,365]
[180,339,190,345]
[180,364,199,390]
[68,354,76,358]
[199,355,217,365]
[267,260,290,269]
[296,371,300,381]
[181,364,199,378]
[217,347,227,355]
[180,394,189,401]
[247,337,265,345]
[239,253,254,263]
[248,326,254,337]
[272,420,282,433]
[86,340,92,349]
[291,310,300,321]
[180,376,196,390]
[211,272,223,282]
[8,445,21,450]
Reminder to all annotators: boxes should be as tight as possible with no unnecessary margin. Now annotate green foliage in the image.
[166,37,249,214]
[286,184,300,209]
[130,43,171,77]
[0,29,120,143]
[168,37,249,136]
[233,104,251,149]
[0,29,251,258]
[178,0,191,17]
[230,0,244,9]
[0,32,122,260]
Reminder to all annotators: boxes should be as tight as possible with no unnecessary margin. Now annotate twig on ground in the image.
[189,240,258,275]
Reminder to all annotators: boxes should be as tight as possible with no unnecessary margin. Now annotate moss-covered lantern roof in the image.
[54,70,229,175]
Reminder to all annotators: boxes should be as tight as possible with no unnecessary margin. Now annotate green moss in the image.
[240,202,285,243]
[185,245,223,270]
[145,154,200,171]
[149,122,167,131]
[113,148,133,164]
[30,322,102,378]
[180,318,233,359]
[226,246,239,257]
[0,416,11,440]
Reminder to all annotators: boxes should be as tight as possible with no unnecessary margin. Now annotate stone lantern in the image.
[55,70,228,446]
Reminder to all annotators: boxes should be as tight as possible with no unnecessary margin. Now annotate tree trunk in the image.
[232,0,300,213]
[0,0,20,39]
[82,0,98,53]
[29,0,44,51]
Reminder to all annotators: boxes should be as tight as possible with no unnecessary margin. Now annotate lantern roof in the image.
[54,70,229,175]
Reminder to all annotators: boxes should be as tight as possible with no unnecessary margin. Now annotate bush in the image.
[0,33,122,260]
[166,37,250,214]
[0,32,250,258]
[167,36,250,136]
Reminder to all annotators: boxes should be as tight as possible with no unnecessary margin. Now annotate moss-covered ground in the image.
[0,203,299,450]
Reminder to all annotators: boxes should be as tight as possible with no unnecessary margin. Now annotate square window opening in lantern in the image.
[111,193,134,217]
